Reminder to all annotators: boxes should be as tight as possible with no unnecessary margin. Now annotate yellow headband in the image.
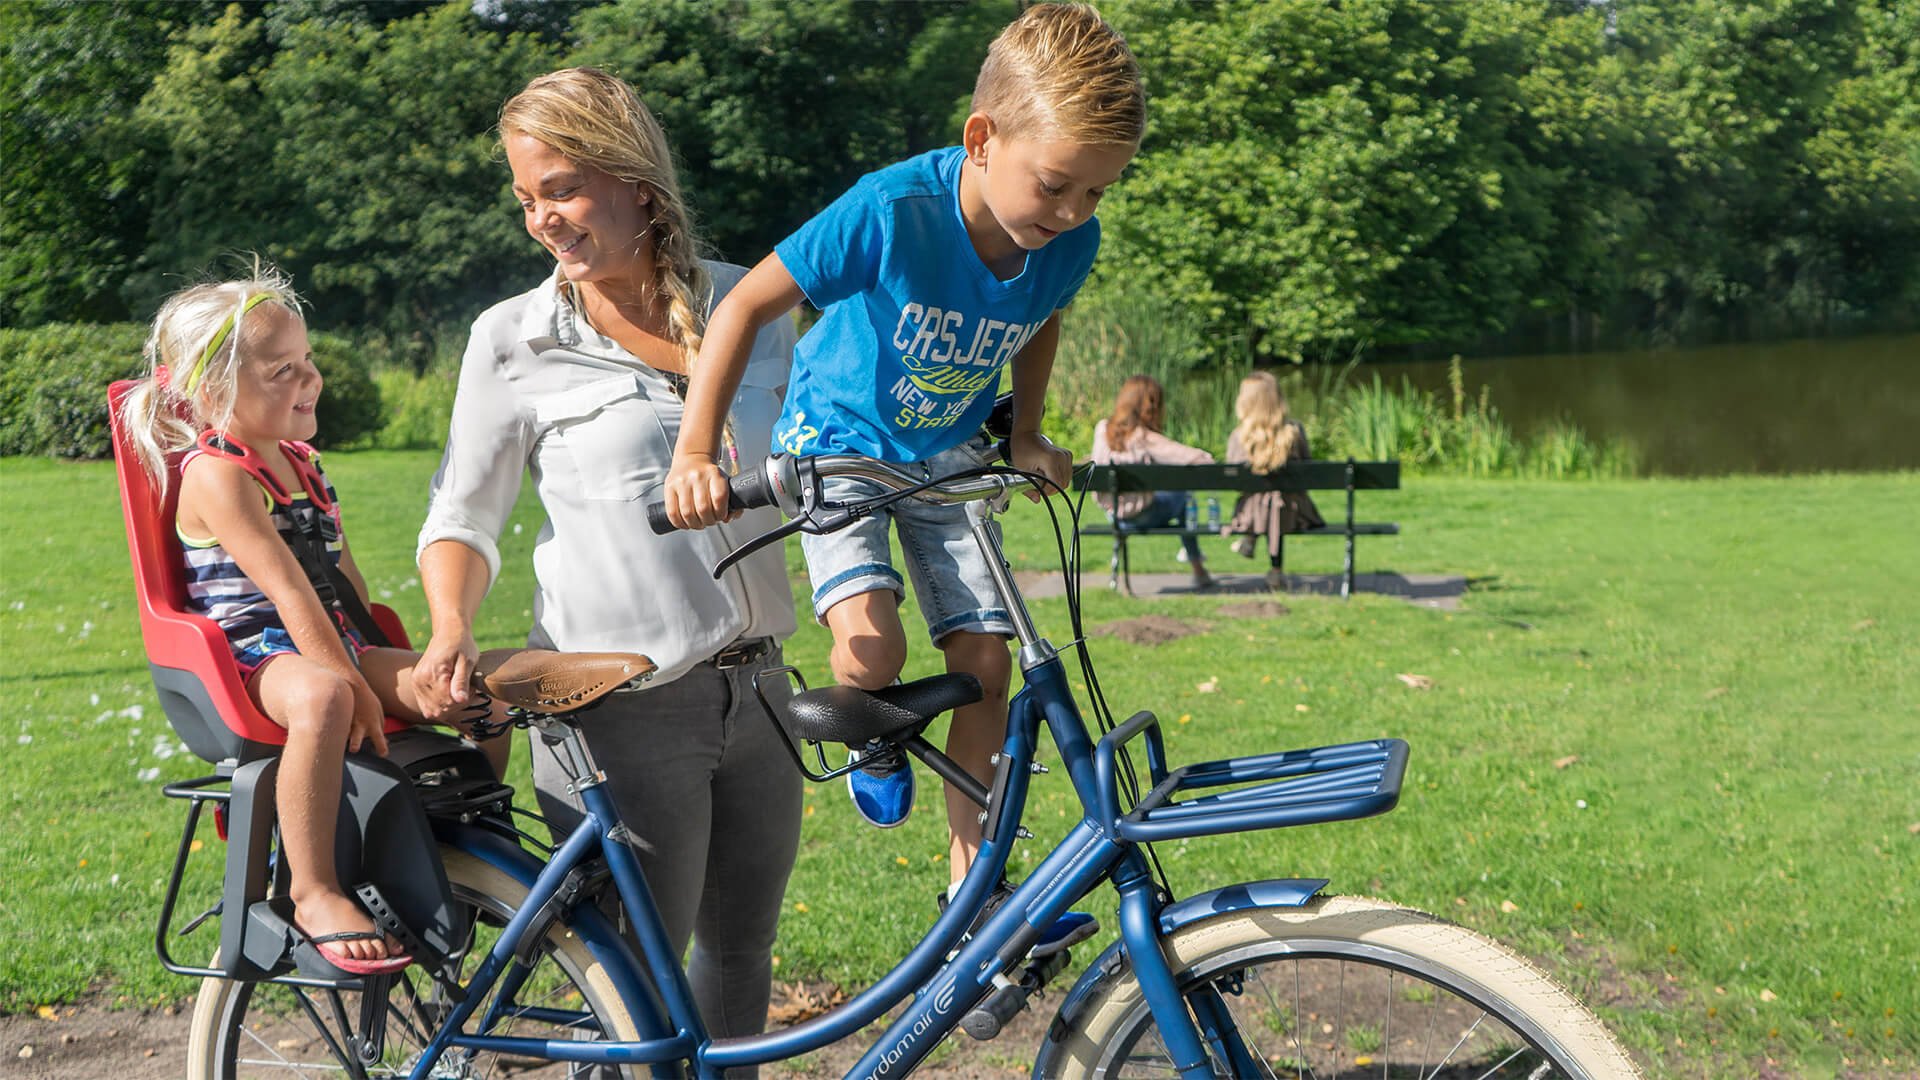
[182,293,274,395]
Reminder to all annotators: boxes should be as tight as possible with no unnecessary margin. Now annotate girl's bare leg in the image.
[360,647,511,779]
[250,655,389,962]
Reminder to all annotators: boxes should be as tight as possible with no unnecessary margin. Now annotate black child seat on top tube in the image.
[783,674,984,746]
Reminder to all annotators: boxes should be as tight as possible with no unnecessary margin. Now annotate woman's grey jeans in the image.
[531,648,802,1076]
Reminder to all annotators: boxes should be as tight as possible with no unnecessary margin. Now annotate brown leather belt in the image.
[706,637,773,670]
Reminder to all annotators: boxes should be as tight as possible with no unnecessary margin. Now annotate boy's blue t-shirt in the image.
[772,146,1100,462]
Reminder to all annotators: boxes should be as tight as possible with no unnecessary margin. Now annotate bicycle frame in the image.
[408,463,1406,1080]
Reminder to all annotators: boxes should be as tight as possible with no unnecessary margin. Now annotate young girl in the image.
[118,270,507,976]
[1222,371,1325,587]
[1090,375,1217,588]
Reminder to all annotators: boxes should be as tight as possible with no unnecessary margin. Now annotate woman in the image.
[1090,374,1216,588]
[410,68,799,1063]
[1223,371,1325,589]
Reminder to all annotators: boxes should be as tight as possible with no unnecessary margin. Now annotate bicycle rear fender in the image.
[432,819,666,1040]
[1032,878,1327,1072]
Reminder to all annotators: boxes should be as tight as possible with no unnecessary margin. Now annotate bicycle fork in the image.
[1113,853,1263,1080]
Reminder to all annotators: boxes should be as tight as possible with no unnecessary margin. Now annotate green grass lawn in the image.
[2,452,1915,1076]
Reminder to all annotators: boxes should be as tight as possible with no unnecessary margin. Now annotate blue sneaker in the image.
[847,744,914,828]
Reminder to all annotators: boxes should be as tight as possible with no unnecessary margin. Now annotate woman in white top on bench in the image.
[1090,375,1216,588]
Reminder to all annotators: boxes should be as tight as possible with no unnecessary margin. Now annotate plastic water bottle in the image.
[1205,497,1221,531]
[1183,494,1199,531]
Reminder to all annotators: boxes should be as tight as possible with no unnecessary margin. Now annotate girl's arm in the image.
[182,459,387,754]
[664,252,804,529]
[1006,312,1073,497]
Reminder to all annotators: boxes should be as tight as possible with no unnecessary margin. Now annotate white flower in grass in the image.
[137,767,161,783]
[120,704,144,721]
[16,735,30,745]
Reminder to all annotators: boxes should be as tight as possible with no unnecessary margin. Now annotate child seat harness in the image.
[194,430,393,649]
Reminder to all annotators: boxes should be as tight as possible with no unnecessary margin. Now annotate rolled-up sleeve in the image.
[417,318,535,589]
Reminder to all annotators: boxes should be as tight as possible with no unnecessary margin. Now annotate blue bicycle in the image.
[171,449,1637,1079]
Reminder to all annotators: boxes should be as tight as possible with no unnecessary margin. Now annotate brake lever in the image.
[710,516,806,579]
[709,504,864,579]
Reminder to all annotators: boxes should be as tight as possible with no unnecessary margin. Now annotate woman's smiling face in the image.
[505,133,653,285]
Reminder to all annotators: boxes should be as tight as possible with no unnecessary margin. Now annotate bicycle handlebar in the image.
[644,441,1030,536]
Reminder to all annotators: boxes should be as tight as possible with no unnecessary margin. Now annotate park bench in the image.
[1078,460,1401,598]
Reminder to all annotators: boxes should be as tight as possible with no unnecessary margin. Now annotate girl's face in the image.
[223,305,321,446]
[967,124,1135,252]
[505,133,653,286]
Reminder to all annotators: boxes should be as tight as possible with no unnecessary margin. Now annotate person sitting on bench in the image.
[1223,372,1325,589]
[1091,375,1216,588]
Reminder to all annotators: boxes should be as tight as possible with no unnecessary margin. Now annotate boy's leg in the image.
[821,592,909,690]
[250,653,391,962]
[799,486,920,826]
[934,630,1012,880]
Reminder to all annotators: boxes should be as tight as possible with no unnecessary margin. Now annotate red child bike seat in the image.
[108,378,410,764]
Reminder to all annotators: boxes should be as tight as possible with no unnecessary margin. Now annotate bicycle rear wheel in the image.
[185,847,644,1079]
[1041,895,1638,1079]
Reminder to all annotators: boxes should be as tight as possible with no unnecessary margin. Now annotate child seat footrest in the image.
[1113,738,1408,842]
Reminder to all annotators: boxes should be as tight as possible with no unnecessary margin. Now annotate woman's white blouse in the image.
[418,261,799,687]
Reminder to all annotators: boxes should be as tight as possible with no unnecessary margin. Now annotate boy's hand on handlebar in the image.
[663,453,739,529]
[1008,431,1072,502]
[412,626,478,722]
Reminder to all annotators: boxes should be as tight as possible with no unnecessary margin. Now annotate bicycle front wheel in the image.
[1043,894,1638,1079]
[185,846,645,1079]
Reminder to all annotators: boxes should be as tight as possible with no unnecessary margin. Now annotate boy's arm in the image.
[665,251,804,529]
[1005,311,1073,498]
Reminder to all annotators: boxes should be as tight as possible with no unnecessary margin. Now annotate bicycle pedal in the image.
[960,948,1072,1041]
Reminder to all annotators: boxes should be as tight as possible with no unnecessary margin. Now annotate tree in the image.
[133,1,560,357]
[0,2,216,326]
[565,0,1008,264]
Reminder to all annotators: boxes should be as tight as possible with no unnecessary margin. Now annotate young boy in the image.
[664,3,1142,938]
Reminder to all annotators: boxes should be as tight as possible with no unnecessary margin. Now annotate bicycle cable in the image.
[940,459,1175,902]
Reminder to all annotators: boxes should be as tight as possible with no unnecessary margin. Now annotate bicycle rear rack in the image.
[1094,710,1408,841]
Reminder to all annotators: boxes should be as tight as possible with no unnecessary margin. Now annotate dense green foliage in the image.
[3,1,1916,358]
[0,322,381,457]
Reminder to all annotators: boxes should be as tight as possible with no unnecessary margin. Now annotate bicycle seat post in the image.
[532,717,606,793]
[967,499,1050,665]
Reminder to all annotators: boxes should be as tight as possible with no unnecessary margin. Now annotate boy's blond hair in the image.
[972,3,1143,146]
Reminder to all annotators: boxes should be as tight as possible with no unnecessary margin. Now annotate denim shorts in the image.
[230,611,371,682]
[799,443,1016,643]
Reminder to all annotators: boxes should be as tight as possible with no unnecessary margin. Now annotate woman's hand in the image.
[663,451,738,529]
[1008,431,1073,501]
[349,677,391,757]
[412,624,480,722]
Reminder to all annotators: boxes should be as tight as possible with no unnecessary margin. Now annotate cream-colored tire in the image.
[1042,895,1639,1079]
[186,846,643,1078]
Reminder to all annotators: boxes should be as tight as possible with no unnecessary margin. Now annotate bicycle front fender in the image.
[1032,878,1327,1074]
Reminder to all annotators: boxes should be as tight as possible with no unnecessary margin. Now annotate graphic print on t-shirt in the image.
[885,304,1047,433]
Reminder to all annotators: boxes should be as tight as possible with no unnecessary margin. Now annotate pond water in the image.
[1366,333,1920,476]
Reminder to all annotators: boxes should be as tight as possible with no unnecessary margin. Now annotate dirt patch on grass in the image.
[1088,615,1204,646]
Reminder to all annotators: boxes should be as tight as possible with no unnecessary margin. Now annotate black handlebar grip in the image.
[728,461,776,512]
[645,462,774,535]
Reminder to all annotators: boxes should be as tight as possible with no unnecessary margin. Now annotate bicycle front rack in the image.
[1094,710,1408,842]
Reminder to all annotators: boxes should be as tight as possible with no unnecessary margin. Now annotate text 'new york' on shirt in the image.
[772,146,1099,463]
